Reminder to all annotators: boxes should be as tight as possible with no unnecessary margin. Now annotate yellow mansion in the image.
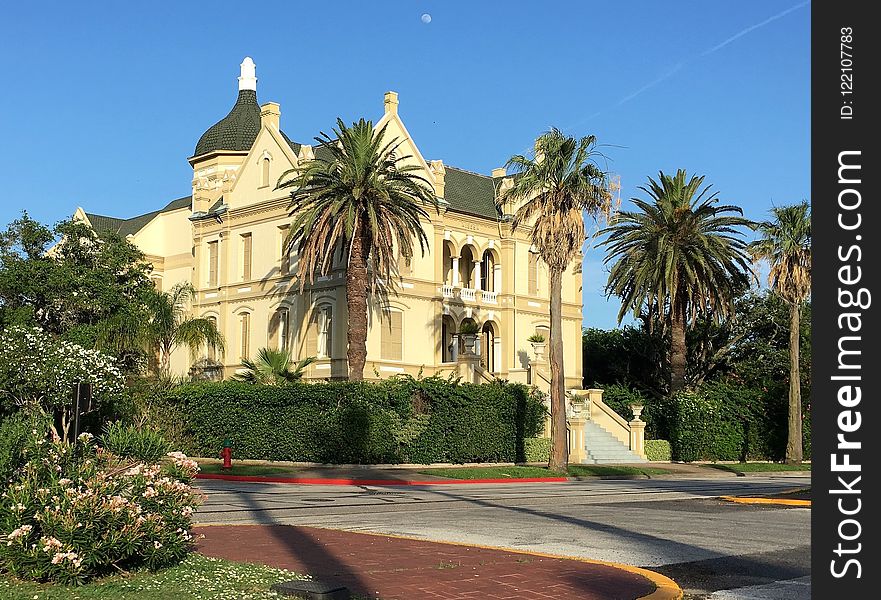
[74,58,584,390]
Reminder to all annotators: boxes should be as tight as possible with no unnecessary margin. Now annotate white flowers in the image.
[5,525,33,545]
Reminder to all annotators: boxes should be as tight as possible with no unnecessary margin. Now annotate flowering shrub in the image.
[0,430,201,584]
[0,327,124,437]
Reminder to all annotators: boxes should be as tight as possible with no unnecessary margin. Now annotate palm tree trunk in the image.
[785,302,803,463]
[670,302,687,394]
[547,267,568,472]
[346,227,370,381]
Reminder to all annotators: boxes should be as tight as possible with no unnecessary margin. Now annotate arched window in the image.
[381,310,403,361]
[207,316,218,361]
[269,308,290,351]
[317,305,332,358]
[240,312,251,360]
[261,157,271,187]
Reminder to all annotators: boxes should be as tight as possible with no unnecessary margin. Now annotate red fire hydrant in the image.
[221,438,232,469]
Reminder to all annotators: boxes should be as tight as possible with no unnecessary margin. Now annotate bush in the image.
[668,380,790,462]
[0,412,50,482]
[157,376,545,464]
[0,430,201,585]
[645,440,671,462]
[101,421,170,462]
[523,437,551,463]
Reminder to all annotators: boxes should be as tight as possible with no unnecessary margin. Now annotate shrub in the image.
[523,437,551,463]
[645,440,671,462]
[0,431,201,585]
[0,412,50,482]
[527,334,546,343]
[0,327,124,439]
[158,376,545,464]
[101,421,170,462]
[668,380,788,462]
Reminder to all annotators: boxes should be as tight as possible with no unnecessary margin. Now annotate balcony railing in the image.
[480,290,497,304]
[459,287,476,301]
[442,284,455,298]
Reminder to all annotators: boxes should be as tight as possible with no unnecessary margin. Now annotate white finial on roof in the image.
[238,57,257,91]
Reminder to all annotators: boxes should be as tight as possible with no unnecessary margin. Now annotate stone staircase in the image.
[582,420,647,464]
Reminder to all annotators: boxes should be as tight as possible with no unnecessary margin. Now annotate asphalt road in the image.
[196,475,811,599]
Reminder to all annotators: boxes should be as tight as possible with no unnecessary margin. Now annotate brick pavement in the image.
[196,524,675,599]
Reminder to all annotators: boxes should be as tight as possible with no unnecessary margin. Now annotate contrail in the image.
[702,0,810,56]
[567,1,809,126]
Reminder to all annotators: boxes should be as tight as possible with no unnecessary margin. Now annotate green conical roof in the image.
[193,89,261,157]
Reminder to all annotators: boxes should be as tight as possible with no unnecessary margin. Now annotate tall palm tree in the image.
[748,202,811,463]
[498,129,613,472]
[98,282,224,377]
[278,118,438,380]
[602,170,753,394]
[233,348,317,385]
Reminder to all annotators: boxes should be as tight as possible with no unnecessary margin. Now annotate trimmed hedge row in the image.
[667,381,810,462]
[644,439,671,462]
[155,377,546,465]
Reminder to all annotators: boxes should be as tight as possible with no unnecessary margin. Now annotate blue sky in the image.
[0,1,809,329]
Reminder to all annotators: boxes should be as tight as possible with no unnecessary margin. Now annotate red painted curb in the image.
[195,473,570,486]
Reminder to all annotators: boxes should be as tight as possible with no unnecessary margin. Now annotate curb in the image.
[194,524,682,600]
[719,495,811,507]
[195,473,570,486]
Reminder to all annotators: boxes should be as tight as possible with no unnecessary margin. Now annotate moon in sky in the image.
[421,13,432,24]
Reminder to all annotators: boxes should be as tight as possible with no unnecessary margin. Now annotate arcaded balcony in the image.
[441,241,501,304]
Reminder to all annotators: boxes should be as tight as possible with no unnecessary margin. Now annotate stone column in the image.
[473,259,482,291]
[629,406,646,459]
[568,416,587,465]
[452,257,460,287]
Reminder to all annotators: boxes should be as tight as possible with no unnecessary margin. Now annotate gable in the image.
[225,126,299,209]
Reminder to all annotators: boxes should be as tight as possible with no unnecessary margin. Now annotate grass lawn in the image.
[567,465,673,478]
[0,554,302,600]
[419,465,673,479]
[706,462,812,475]
[197,462,306,477]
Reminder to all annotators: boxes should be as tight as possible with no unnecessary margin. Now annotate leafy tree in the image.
[602,170,753,394]
[499,129,613,471]
[278,118,438,381]
[0,213,153,367]
[582,326,667,397]
[233,348,317,385]
[748,202,811,463]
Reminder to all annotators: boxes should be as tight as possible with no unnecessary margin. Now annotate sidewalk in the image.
[196,524,680,600]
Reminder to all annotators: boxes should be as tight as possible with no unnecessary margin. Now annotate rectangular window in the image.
[317,307,332,358]
[208,241,218,287]
[397,252,412,276]
[240,313,250,360]
[241,233,252,280]
[528,252,538,295]
[381,311,403,361]
[279,226,290,276]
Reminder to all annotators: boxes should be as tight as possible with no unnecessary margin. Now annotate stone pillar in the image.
[456,352,480,384]
[452,257,460,286]
[629,406,646,459]
[568,416,587,464]
[473,259,482,291]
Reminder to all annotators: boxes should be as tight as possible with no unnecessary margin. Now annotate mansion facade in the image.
[75,58,585,390]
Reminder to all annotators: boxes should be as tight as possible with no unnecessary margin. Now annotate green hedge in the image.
[524,437,551,463]
[156,376,545,464]
[668,380,809,462]
[644,439,671,461]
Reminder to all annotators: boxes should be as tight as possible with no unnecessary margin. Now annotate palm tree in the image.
[278,118,438,380]
[602,170,753,394]
[498,129,614,472]
[748,202,811,463]
[233,348,317,385]
[98,282,224,377]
